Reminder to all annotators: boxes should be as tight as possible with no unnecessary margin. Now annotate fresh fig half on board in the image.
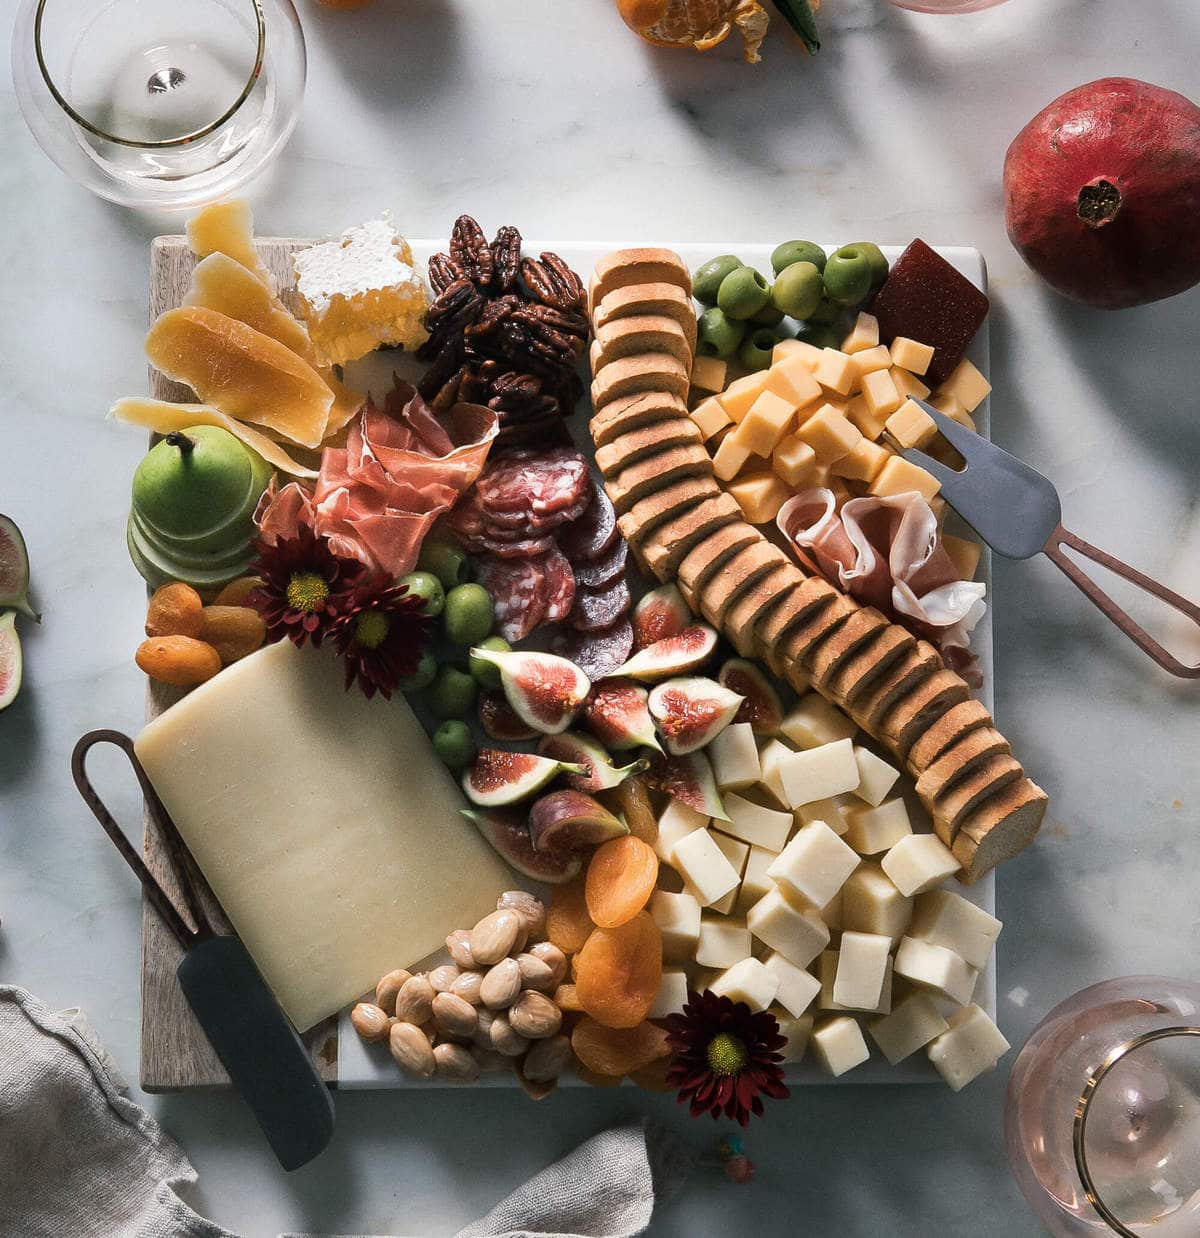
[718,658,784,735]
[611,624,719,683]
[0,613,22,712]
[537,731,649,793]
[648,677,743,755]
[631,583,690,649]
[462,808,583,884]
[470,647,591,735]
[582,679,661,752]
[0,515,39,622]
[462,749,588,807]
[478,691,539,742]
[528,790,630,852]
[648,750,729,821]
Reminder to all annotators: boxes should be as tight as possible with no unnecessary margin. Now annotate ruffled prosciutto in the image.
[255,379,498,577]
[777,488,987,657]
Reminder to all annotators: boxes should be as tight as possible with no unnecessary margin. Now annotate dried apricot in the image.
[201,605,267,664]
[573,1063,625,1088]
[600,774,658,846]
[145,582,204,639]
[571,1016,670,1076]
[585,835,659,928]
[546,875,595,954]
[213,575,263,607]
[629,1054,674,1093]
[574,911,662,1028]
[135,636,222,687]
[553,982,583,1013]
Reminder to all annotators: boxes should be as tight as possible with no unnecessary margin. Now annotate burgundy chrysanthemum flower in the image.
[247,526,362,649]
[331,574,434,700]
[664,989,790,1126]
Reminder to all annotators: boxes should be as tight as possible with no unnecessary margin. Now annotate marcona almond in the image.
[479,957,522,1009]
[515,952,556,992]
[350,1002,389,1042]
[375,969,413,1016]
[450,970,484,1005]
[428,964,461,993]
[489,1013,529,1058]
[521,1033,572,1082]
[432,992,478,1040]
[388,1022,435,1078]
[394,974,435,1025]
[508,991,562,1040]
[446,929,475,970]
[527,941,568,988]
[433,1042,480,1082]
[470,909,521,965]
[497,890,547,941]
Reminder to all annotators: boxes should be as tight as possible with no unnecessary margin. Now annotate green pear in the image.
[126,518,254,593]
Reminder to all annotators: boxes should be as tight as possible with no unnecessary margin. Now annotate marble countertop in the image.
[2,0,1198,1234]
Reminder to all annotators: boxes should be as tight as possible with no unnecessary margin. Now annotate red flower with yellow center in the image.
[332,575,434,700]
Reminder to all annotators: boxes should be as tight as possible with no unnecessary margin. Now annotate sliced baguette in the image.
[595,418,702,479]
[915,727,1013,811]
[637,493,742,578]
[617,476,720,545]
[953,779,1048,884]
[698,540,789,630]
[849,640,942,732]
[878,669,972,757]
[829,624,918,706]
[725,562,802,657]
[590,391,689,447]
[807,606,890,682]
[778,592,859,689]
[591,353,690,410]
[607,442,713,513]
[760,575,839,651]
[905,698,995,776]
[931,754,1024,844]
[589,249,691,309]
[591,283,698,353]
[677,524,762,605]
[593,315,692,369]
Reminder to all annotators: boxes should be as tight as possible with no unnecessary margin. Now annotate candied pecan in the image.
[450,216,494,289]
[429,367,466,411]
[465,294,521,339]
[417,337,466,398]
[539,252,586,310]
[491,226,523,293]
[428,253,464,296]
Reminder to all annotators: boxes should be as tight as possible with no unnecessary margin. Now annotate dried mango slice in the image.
[186,200,275,289]
[111,398,318,479]
[146,308,333,449]
[321,370,366,441]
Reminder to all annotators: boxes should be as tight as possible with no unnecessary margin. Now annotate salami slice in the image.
[474,555,548,642]
[478,447,590,516]
[556,489,618,562]
[480,534,556,559]
[551,618,635,680]
[572,537,627,590]
[569,575,632,633]
[539,548,577,623]
[481,485,593,533]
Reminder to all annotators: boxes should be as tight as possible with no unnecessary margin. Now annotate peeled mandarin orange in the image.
[574,911,662,1028]
[615,0,770,64]
[585,836,659,928]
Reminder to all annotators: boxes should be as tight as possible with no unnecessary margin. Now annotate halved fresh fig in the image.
[470,647,591,735]
[582,679,661,752]
[0,613,22,712]
[0,514,39,621]
[647,677,743,755]
[478,691,538,741]
[462,808,583,884]
[611,623,719,683]
[463,749,588,807]
[718,658,784,735]
[528,790,629,852]
[631,583,690,649]
[648,751,729,821]
[537,731,649,793]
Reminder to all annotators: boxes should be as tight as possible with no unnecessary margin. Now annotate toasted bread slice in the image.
[589,249,691,309]
[590,391,689,448]
[807,607,890,683]
[829,624,917,706]
[725,562,802,657]
[595,418,702,479]
[592,282,698,353]
[731,561,811,662]
[699,540,789,630]
[953,779,1048,884]
[932,754,1024,844]
[593,315,692,370]
[591,353,690,410]
[678,524,762,606]
[915,727,1013,812]
[850,641,943,733]
[778,592,859,682]
[878,669,972,757]
[905,698,995,776]
[607,443,713,514]
[760,575,838,653]
[617,476,720,547]
[638,493,742,578]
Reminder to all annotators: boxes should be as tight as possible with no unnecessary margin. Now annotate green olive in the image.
[794,322,845,350]
[432,720,476,770]
[397,570,445,618]
[716,266,771,321]
[770,260,824,320]
[418,539,471,591]
[738,328,777,373]
[443,583,494,647]
[696,306,746,359]
[823,245,875,306]
[692,255,744,306]
[426,665,478,720]
[809,297,845,325]
[848,242,890,288]
[750,303,785,327]
[771,240,827,276]
[469,635,510,689]
[399,649,438,693]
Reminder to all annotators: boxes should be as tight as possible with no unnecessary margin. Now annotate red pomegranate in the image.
[1003,78,1200,309]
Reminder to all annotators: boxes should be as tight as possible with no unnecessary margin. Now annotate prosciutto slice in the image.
[255,379,498,576]
[777,488,986,653]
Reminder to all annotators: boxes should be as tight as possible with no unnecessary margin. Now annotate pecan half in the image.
[450,215,494,289]
[428,253,464,296]
[490,226,523,293]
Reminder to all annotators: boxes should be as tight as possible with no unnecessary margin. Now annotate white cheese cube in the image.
[672,828,740,907]
[708,722,761,790]
[795,795,851,835]
[881,833,961,896]
[746,888,830,967]
[833,931,892,1011]
[818,950,893,1015]
[851,746,899,807]
[812,1016,870,1077]
[654,800,707,863]
[695,915,752,969]
[927,1004,1010,1091]
[757,737,794,806]
[777,738,860,808]
[649,969,690,1019]
[841,864,913,944]
[772,1009,813,1062]
[650,889,702,961]
[721,792,793,852]
[868,993,949,1065]
[708,957,779,1013]
[895,936,979,1006]
[767,821,860,910]
[700,830,750,915]
[909,890,1002,970]
[843,797,912,855]
[780,695,857,749]
[820,888,844,932]
[736,845,778,914]
[762,951,821,1018]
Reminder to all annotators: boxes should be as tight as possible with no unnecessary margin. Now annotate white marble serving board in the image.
[335,241,994,1089]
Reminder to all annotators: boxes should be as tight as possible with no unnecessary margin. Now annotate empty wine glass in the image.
[887,0,1011,12]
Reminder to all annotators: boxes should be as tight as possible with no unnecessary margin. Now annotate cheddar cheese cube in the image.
[885,399,937,450]
[713,433,752,482]
[909,889,1001,970]
[737,844,779,915]
[814,348,857,396]
[860,367,903,419]
[650,889,702,960]
[653,800,707,862]
[850,344,892,379]
[690,354,727,395]
[775,1011,814,1062]
[718,372,770,422]
[732,390,797,456]
[757,738,793,807]
[795,795,851,836]
[726,471,792,525]
[847,393,888,441]
[817,949,893,1015]
[776,738,862,808]
[709,722,761,790]
[672,827,741,907]
[937,358,991,413]
[851,746,900,807]
[763,951,821,1018]
[869,455,941,502]
[772,338,823,368]
[772,435,819,488]
[796,404,862,465]
[765,354,823,410]
[894,936,978,1006]
[689,396,733,442]
[649,969,689,1019]
[721,792,793,852]
[833,931,892,1010]
[705,830,751,915]
[890,366,931,401]
[942,534,982,581]
[889,336,935,376]
[841,312,879,355]
[832,438,890,484]
[695,914,752,969]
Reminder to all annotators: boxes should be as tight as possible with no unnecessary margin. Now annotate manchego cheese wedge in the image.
[186,200,275,290]
[146,307,333,449]
[110,398,319,479]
